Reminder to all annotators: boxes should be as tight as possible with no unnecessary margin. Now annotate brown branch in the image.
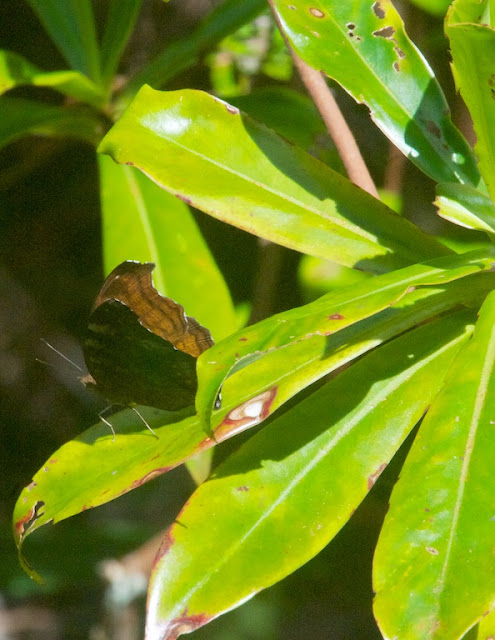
[267,0,379,199]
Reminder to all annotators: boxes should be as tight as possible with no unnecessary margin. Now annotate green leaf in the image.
[435,182,495,239]
[100,0,142,88]
[409,0,452,17]
[374,289,495,640]
[98,155,237,341]
[26,0,101,83]
[230,87,342,167]
[0,97,104,150]
[196,248,495,434]
[145,310,474,640]
[99,86,451,273]
[446,0,495,203]
[0,50,105,108]
[119,0,265,109]
[477,608,495,639]
[270,0,480,187]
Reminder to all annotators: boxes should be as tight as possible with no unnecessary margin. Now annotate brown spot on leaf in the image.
[175,193,193,206]
[427,121,441,138]
[215,387,278,440]
[130,467,171,490]
[489,74,495,87]
[368,463,387,490]
[225,103,239,115]
[394,46,406,59]
[14,500,45,538]
[491,88,495,100]
[237,486,249,492]
[328,313,344,320]
[373,26,395,39]
[153,528,176,565]
[239,337,248,342]
[288,4,296,9]
[27,481,37,492]
[347,22,356,30]
[426,546,439,555]
[309,8,325,18]
[393,61,400,72]
[372,1,386,18]
[159,612,213,640]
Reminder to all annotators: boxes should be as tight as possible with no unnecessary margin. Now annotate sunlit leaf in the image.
[145,310,474,640]
[446,0,495,203]
[435,182,495,239]
[374,289,495,640]
[196,248,495,433]
[270,0,480,187]
[99,86,451,273]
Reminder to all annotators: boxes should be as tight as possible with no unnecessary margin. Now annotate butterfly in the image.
[81,261,214,423]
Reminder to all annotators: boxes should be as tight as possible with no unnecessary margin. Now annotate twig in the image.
[267,1,379,199]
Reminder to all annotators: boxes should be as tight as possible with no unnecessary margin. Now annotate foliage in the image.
[6,0,495,639]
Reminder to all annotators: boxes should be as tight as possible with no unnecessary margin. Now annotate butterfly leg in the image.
[98,406,117,442]
[131,406,159,439]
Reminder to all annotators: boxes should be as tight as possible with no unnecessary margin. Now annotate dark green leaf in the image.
[26,0,101,83]
[0,97,104,150]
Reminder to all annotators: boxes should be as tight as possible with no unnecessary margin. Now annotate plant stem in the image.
[267,0,379,198]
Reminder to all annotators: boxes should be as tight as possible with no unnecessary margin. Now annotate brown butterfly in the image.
[82,261,214,425]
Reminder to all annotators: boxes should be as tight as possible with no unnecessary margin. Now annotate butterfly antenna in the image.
[40,338,83,372]
[132,407,159,439]
[98,407,117,442]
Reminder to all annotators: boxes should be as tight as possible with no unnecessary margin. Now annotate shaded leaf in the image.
[145,309,475,640]
[270,0,480,186]
[0,50,105,108]
[26,0,101,83]
[0,97,104,150]
[119,0,265,109]
[99,86,451,273]
[100,0,142,87]
[374,290,495,640]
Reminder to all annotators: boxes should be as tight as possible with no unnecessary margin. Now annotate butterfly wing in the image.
[84,299,199,410]
[83,261,214,411]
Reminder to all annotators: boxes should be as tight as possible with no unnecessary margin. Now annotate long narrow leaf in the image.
[0,50,105,108]
[145,310,474,640]
[196,248,495,433]
[446,0,495,203]
[100,0,142,87]
[0,97,104,150]
[374,290,495,640]
[98,156,237,341]
[435,182,495,239]
[99,87,451,273]
[26,0,101,83]
[270,0,480,186]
